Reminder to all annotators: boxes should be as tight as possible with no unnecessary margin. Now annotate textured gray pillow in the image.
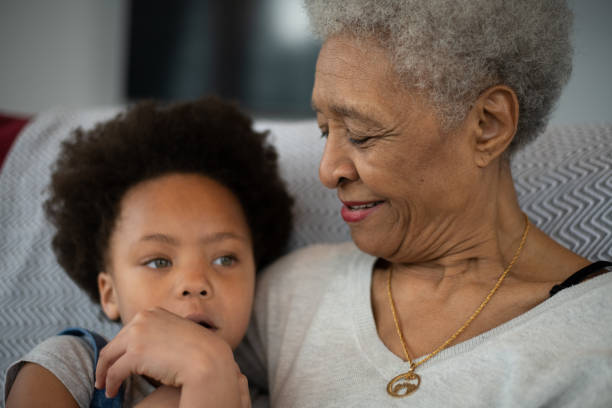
[1,108,610,393]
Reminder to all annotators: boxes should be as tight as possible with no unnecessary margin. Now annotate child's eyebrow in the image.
[140,232,249,245]
[199,232,250,245]
[141,234,180,245]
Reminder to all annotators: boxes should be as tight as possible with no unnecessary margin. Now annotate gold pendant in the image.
[387,371,421,397]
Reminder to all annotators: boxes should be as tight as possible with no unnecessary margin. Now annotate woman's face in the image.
[312,35,480,263]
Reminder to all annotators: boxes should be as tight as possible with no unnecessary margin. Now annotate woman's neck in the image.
[390,160,525,284]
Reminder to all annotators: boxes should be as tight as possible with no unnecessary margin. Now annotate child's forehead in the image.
[121,172,237,209]
[108,172,252,247]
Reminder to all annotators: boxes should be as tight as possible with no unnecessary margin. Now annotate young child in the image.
[4,97,293,407]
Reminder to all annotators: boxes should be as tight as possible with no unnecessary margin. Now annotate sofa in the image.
[1,107,611,393]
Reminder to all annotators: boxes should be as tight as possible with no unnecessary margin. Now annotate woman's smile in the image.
[340,200,386,223]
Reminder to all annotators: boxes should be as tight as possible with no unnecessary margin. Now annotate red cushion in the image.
[0,113,30,171]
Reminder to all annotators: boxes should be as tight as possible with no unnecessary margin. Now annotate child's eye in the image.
[144,258,172,269]
[212,255,236,267]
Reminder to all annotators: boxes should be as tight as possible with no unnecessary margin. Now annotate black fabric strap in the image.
[549,261,612,297]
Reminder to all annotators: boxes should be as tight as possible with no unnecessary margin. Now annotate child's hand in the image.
[95,307,250,408]
[134,385,180,407]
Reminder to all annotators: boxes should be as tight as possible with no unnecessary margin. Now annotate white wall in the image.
[551,0,612,125]
[0,0,610,124]
[0,0,127,114]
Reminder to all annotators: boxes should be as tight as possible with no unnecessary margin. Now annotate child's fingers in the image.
[95,331,129,389]
[238,373,251,408]
[95,308,169,389]
[101,353,135,398]
[136,386,181,407]
[96,307,240,402]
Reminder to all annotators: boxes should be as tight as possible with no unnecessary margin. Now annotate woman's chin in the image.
[350,228,400,260]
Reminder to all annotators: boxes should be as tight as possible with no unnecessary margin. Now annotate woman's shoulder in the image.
[248,241,374,371]
[550,260,612,296]
[549,269,612,311]
[257,241,365,289]
[506,271,612,346]
[274,241,361,264]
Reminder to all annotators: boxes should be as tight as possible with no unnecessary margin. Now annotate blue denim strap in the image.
[59,327,124,408]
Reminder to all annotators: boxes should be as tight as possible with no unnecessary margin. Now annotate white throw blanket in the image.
[0,108,610,393]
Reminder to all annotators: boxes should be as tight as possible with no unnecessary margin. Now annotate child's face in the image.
[98,173,255,349]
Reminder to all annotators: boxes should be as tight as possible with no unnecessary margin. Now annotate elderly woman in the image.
[94,0,611,406]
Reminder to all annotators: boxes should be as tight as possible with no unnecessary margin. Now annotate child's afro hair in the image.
[44,97,294,303]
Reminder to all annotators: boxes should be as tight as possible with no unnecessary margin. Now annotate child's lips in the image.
[185,314,218,331]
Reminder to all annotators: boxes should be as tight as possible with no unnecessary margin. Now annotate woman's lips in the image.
[340,200,384,223]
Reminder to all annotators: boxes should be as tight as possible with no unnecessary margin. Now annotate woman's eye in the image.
[144,258,172,269]
[319,129,329,139]
[213,255,237,267]
[349,136,371,145]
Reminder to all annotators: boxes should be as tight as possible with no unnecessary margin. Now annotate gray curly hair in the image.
[304,0,573,152]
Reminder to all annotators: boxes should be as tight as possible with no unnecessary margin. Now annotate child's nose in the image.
[176,266,212,298]
[181,287,208,297]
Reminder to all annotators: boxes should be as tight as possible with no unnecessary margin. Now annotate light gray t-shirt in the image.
[237,242,612,407]
[4,334,155,407]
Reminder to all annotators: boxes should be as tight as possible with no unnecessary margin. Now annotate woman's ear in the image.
[98,272,120,321]
[471,85,519,167]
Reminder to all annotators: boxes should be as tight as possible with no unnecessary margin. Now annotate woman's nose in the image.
[318,133,358,189]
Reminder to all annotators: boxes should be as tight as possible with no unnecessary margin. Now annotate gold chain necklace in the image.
[386,214,530,397]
